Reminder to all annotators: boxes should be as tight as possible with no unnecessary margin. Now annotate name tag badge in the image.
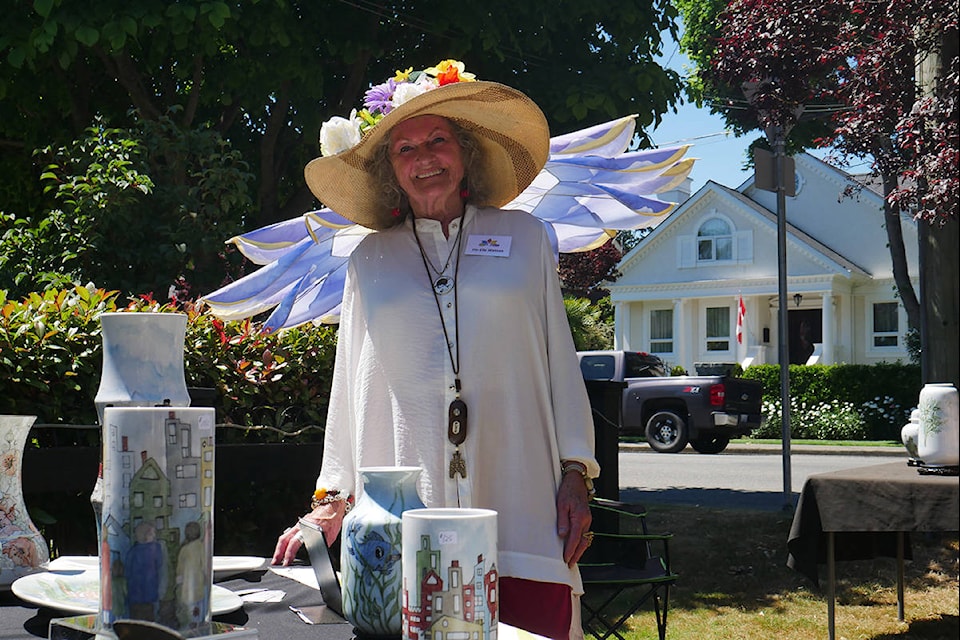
[465,235,512,257]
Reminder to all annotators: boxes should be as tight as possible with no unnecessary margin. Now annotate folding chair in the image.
[578,497,678,640]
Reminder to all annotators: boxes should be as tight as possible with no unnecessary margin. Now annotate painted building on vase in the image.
[403,534,498,640]
[609,152,919,374]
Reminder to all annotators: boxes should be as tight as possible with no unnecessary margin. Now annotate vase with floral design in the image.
[341,466,425,637]
[0,415,51,589]
[916,383,960,468]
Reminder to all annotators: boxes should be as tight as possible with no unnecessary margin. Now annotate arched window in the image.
[697,218,733,262]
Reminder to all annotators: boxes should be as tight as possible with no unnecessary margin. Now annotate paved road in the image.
[612,443,906,511]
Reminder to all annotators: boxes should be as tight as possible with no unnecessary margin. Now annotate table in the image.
[0,563,353,640]
[786,461,959,640]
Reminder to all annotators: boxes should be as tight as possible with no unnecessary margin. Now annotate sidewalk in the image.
[619,441,905,456]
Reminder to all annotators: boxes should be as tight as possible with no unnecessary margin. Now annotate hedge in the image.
[0,286,337,443]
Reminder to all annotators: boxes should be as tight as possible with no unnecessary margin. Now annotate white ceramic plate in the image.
[45,556,266,582]
[11,570,243,615]
[211,556,267,580]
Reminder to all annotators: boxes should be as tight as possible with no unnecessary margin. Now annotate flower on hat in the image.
[317,59,476,157]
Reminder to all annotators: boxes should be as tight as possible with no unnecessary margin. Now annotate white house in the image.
[608,152,919,374]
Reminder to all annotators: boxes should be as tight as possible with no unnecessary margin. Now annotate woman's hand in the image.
[271,502,347,566]
[556,470,593,567]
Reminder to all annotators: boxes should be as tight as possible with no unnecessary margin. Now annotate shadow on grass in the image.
[592,498,958,639]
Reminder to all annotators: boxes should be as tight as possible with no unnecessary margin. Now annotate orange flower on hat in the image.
[426,59,476,85]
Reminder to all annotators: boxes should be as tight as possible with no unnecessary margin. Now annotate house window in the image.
[649,309,673,354]
[872,302,899,348]
[706,306,730,351]
[697,218,733,262]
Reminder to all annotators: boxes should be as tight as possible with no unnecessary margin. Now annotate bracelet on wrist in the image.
[311,488,354,512]
[560,460,596,497]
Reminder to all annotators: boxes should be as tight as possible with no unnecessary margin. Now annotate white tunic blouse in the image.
[317,205,598,591]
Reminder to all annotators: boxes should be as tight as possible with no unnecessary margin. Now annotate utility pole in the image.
[744,80,803,512]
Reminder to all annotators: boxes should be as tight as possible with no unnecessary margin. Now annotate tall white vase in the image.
[92,312,193,548]
[917,383,960,467]
[0,415,51,588]
[94,312,192,423]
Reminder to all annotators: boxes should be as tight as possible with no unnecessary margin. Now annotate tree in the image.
[676,0,958,387]
[1,0,685,233]
[0,116,252,299]
[559,242,623,301]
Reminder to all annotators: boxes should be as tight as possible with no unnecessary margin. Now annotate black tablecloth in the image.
[786,461,960,588]
[1,564,354,640]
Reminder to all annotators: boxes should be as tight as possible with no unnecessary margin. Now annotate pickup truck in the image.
[577,350,764,454]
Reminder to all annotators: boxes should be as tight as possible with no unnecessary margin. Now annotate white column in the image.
[615,302,630,350]
[771,304,781,365]
[673,298,685,372]
[822,293,834,364]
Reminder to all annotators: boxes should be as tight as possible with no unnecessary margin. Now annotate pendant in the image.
[448,399,468,445]
[449,449,467,478]
[433,275,454,295]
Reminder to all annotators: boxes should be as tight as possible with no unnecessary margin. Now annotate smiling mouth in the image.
[416,169,444,179]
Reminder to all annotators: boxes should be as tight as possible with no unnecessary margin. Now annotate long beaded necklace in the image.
[412,217,469,479]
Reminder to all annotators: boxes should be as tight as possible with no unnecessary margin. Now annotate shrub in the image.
[0,286,337,443]
[745,363,920,442]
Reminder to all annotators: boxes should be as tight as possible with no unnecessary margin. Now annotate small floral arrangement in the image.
[319,59,476,157]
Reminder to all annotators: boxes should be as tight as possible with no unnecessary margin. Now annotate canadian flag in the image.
[736,295,746,344]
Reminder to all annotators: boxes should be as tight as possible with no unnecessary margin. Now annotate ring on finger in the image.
[581,531,594,545]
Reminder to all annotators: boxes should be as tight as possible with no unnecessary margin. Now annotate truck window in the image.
[625,352,662,378]
[580,355,615,380]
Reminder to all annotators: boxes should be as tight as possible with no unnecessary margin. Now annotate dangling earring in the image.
[391,208,401,217]
[459,178,470,200]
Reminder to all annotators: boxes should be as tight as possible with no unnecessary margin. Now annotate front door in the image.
[788,309,822,365]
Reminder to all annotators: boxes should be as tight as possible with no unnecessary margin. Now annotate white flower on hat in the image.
[391,76,437,109]
[319,109,362,157]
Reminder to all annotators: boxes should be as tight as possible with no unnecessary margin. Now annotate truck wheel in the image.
[690,435,730,454]
[645,411,689,453]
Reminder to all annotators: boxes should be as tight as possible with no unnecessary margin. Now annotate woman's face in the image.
[388,115,465,217]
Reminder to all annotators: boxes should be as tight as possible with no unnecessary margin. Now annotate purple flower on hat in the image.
[364,79,398,116]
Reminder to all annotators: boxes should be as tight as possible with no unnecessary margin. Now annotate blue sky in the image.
[644,33,756,194]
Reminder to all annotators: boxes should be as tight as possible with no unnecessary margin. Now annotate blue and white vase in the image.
[341,466,425,637]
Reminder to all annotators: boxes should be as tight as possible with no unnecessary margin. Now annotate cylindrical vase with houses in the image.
[99,406,215,635]
[401,508,498,640]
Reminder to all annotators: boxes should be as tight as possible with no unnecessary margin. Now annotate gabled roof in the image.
[618,178,870,279]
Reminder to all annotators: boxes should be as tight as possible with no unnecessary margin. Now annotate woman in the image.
[272,61,598,638]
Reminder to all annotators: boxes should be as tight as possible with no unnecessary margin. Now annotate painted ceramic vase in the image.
[916,383,960,467]
[341,466,425,637]
[99,406,216,635]
[900,409,920,460]
[0,415,50,588]
[401,508,498,640]
[94,312,192,423]
[92,312,193,555]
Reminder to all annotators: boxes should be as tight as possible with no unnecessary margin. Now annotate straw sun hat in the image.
[304,60,550,230]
